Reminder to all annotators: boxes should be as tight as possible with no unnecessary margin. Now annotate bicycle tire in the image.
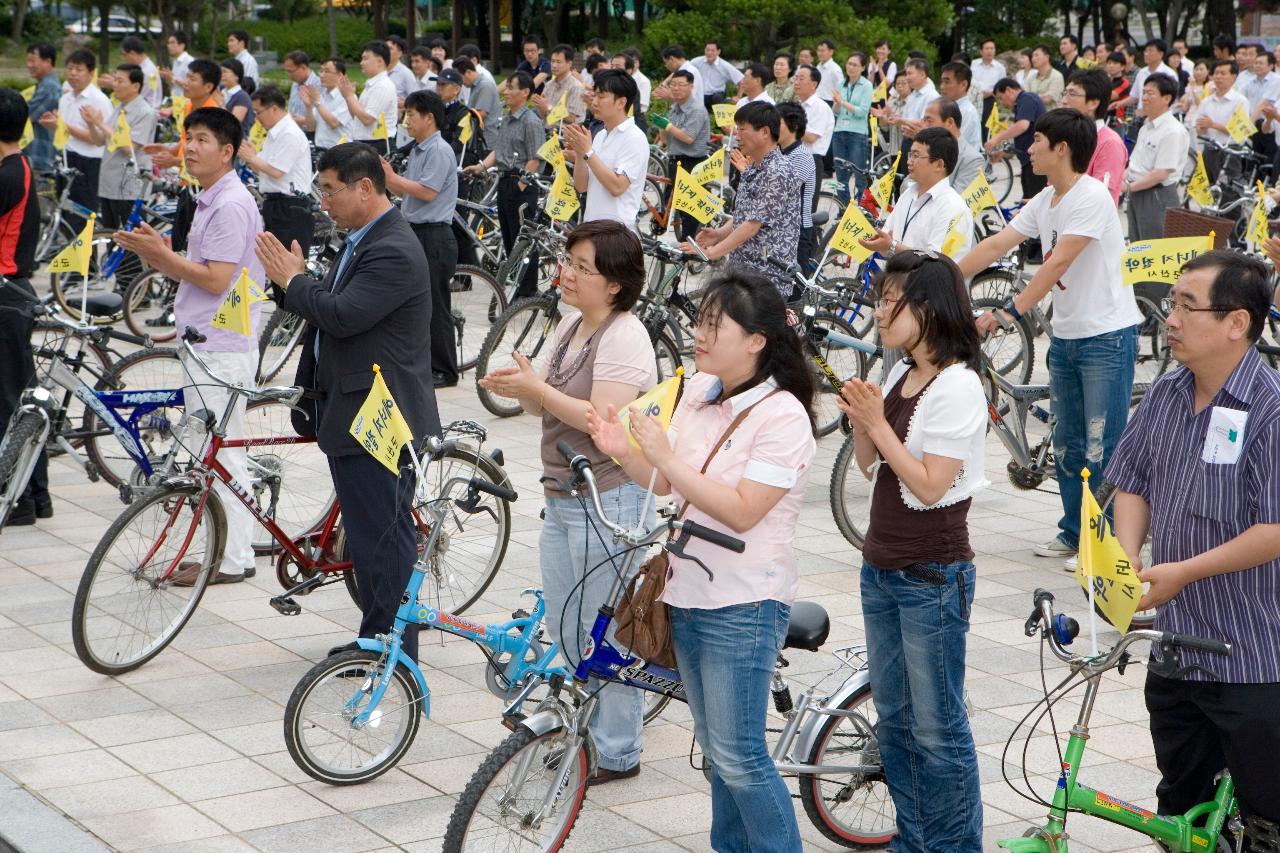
[815,189,846,231]
[51,235,131,324]
[122,269,179,343]
[83,347,185,489]
[72,485,226,674]
[798,682,898,849]
[968,267,1020,305]
[283,649,424,785]
[256,307,305,384]
[0,411,48,530]
[818,276,878,339]
[813,311,870,438]
[30,326,114,451]
[1130,292,1170,406]
[474,295,562,418]
[450,264,507,373]
[442,725,588,853]
[654,329,683,381]
[973,296,1036,385]
[240,398,334,555]
[640,177,668,236]
[643,692,671,725]
[829,431,873,549]
[985,156,1016,205]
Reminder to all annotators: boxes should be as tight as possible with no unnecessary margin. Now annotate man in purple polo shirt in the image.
[1107,250,1280,846]
[114,107,265,585]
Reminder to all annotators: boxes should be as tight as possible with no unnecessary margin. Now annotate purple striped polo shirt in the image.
[1106,347,1280,684]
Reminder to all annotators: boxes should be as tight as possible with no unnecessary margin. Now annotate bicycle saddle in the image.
[83,292,123,318]
[784,601,830,652]
[812,210,830,228]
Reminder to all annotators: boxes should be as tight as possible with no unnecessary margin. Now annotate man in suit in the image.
[255,142,439,662]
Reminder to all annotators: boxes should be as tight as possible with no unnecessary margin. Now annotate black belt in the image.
[263,192,308,202]
[411,221,452,228]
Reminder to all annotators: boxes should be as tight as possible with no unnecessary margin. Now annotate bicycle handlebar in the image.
[180,326,302,408]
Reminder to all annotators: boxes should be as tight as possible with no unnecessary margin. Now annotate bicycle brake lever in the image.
[664,527,715,582]
[1148,637,1222,682]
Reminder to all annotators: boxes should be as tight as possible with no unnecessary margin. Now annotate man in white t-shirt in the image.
[858,127,972,258]
[654,45,705,103]
[340,41,398,155]
[1124,75,1187,240]
[227,30,258,87]
[160,31,193,91]
[736,63,775,106]
[959,108,1141,560]
[794,64,834,186]
[972,39,1006,139]
[1122,38,1177,114]
[565,69,648,232]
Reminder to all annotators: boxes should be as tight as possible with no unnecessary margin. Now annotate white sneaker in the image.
[1034,537,1077,558]
[1063,556,1078,573]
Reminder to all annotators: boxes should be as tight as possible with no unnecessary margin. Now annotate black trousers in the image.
[328,450,419,662]
[821,101,835,176]
[1019,155,1048,200]
[412,221,459,383]
[99,198,145,291]
[667,153,705,240]
[1146,672,1280,830]
[63,151,100,231]
[981,96,995,143]
[261,193,315,258]
[0,279,49,515]
[702,92,725,113]
[496,175,541,299]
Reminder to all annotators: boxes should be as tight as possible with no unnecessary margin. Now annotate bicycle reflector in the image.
[1053,614,1080,646]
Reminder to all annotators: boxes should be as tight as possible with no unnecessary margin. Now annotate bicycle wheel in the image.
[442,726,588,853]
[0,411,48,529]
[30,326,113,450]
[818,277,877,339]
[474,295,562,418]
[451,265,507,374]
[1131,292,1170,406]
[985,156,1016,205]
[968,267,1019,304]
[654,329,683,381]
[242,399,334,554]
[83,347,186,488]
[639,177,668,236]
[256,307,306,385]
[829,431,874,549]
[51,236,128,323]
[283,649,424,785]
[973,297,1036,385]
[72,485,226,674]
[813,312,870,438]
[643,692,671,725]
[798,682,898,849]
[815,189,845,230]
[122,269,179,343]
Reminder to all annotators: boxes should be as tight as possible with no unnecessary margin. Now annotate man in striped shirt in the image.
[776,102,815,276]
[1106,251,1280,841]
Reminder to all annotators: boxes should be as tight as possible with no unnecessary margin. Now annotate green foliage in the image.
[260,0,322,22]
[204,15,399,61]
[23,10,71,43]
[964,0,1061,44]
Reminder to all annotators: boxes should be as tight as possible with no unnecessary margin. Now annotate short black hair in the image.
[324,56,347,74]
[941,61,971,89]
[905,57,929,76]
[404,89,444,128]
[428,37,448,52]
[170,31,188,48]
[26,42,55,63]
[1033,43,1053,57]
[522,35,541,48]
[121,35,145,54]
[1211,59,1239,76]
[452,57,476,75]
[551,43,575,62]
[317,141,386,194]
[187,58,220,89]
[458,44,481,60]
[116,63,144,88]
[615,52,635,72]
[584,54,607,74]
[386,35,406,52]
[411,45,432,61]
[773,52,795,76]
[185,106,242,154]
[932,97,963,128]
[230,30,250,45]
[705,39,722,50]
[875,39,892,49]
[251,84,287,109]
[362,40,390,65]
[671,68,694,84]
[980,38,997,49]
[67,48,95,71]
[1061,34,1080,48]
[506,70,534,93]
[284,50,310,67]
[591,68,638,112]
[1106,50,1126,65]
[796,64,821,85]
[745,61,770,83]
[1181,250,1272,341]
[776,101,807,137]
[735,101,780,141]
[818,38,835,50]
[1142,73,1178,103]
[220,58,244,84]
[1212,34,1236,53]
[585,37,606,52]
[0,88,29,143]
[662,45,686,60]
[1034,107,1096,172]
[876,251,981,372]
[913,127,958,175]
[1068,68,1113,120]
[1144,38,1167,55]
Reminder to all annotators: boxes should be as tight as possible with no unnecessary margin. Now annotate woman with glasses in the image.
[837,251,987,852]
[477,219,657,786]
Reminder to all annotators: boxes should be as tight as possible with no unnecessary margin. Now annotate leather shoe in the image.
[433,372,458,388]
[169,562,246,587]
[5,505,36,526]
[584,765,640,787]
[34,499,53,519]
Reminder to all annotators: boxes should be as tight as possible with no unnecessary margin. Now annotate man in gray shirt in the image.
[382,90,461,387]
[925,98,983,191]
[455,58,500,122]
[657,69,710,238]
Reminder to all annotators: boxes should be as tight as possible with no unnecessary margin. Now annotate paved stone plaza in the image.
[0,355,1170,853]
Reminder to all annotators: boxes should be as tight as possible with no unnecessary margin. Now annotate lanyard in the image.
[900,194,933,241]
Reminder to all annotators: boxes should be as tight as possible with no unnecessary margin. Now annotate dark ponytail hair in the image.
[696,271,817,434]
[875,251,981,372]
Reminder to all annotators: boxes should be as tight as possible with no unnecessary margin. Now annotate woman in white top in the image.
[838,251,986,852]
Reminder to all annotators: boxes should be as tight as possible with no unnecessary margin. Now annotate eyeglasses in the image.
[1062,88,1087,99]
[317,183,354,201]
[1161,296,1238,315]
[556,252,601,277]
[905,151,935,161]
[875,296,902,310]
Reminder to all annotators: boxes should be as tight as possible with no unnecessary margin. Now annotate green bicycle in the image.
[1002,589,1239,853]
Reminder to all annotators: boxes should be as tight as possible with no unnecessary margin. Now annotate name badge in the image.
[1201,406,1248,465]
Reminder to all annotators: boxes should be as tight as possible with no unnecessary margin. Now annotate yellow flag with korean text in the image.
[962,170,998,215]
[107,110,132,152]
[1227,105,1257,143]
[1122,233,1215,286]
[688,146,726,186]
[1186,153,1213,208]
[1075,469,1142,633]
[828,199,877,263]
[47,214,95,277]
[711,102,737,131]
[1249,181,1270,245]
[372,112,389,140]
[940,215,968,258]
[349,365,415,475]
[869,115,878,156]
[53,115,69,150]
[537,133,564,171]
[210,267,269,336]
[870,151,900,211]
[672,163,724,224]
[985,104,1008,136]
[458,112,474,145]
[249,119,267,151]
[544,163,580,221]
[545,92,569,126]
[617,368,684,453]
[19,119,33,149]
[872,78,887,102]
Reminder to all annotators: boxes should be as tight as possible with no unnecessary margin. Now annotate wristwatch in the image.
[582,148,595,162]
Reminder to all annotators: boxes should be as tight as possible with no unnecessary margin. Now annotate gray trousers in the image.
[1126,183,1179,242]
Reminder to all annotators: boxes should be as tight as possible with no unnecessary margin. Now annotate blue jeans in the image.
[670,600,801,853]
[541,481,654,770]
[832,130,871,204]
[1046,326,1138,545]
[861,560,982,853]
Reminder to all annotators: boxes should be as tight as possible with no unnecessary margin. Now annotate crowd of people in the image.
[2,24,1280,852]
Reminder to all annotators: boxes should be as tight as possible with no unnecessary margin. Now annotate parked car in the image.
[67,14,161,37]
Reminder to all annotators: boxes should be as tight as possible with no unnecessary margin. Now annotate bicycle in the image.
[442,441,897,852]
[1000,588,1238,853]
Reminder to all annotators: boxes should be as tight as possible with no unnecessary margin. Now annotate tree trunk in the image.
[372,0,386,39]
[451,0,462,51]
[597,0,608,39]
[12,0,28,43]
[98,0,111,71]
[511,0,522,53]
[406,0,415,46]
[326,0,337,56]
[488,0,500,68]
[634,0,644,36]
[1203,0,1235,41]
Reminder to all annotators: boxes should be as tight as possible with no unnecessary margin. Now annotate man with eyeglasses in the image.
[1060,69,1127,204]
[1105,250,1280,852]
[858,127,972,259]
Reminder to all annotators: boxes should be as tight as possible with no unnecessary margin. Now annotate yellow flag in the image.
[459,112,474,145]
[107,110,132,152]
[53,115,69,150]
[617,368,684,452]
[249,119,267,151]
[1249,181,1270,245]
[171,94,188,118]
[1075,469,1142,633]
[672,163,724,225]
[338,132,348,144]
[19,119,34,149]
[1227,104,1257,143]
[962,170,998,215]
[1076,57,1099,70]
[210,267,269,337]
[869,115,878,156]
[47,214,95,277]
[985,104,1008,136]
[544,163,580,221]
[349,365,415,475]
[940,214,968,258]
[538,133,565,171]
[372,112,389,140]
[149,72,159,92]
[178,159,198,187]
[872,78,887,102]
[545,92,569,126]
[688,146,726,185]
[21,85,35,101]
[871,151,900,211]
[711,102,737,131]
[1187,153,1213,208]
[828,199,878,262]
[628,103,634,117]
[1122,233,1215,286]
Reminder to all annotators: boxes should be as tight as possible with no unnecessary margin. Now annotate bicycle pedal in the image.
[85,462,100,483]
[270,596,302,616]
[501,710,527,731]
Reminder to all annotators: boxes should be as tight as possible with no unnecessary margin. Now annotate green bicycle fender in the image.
[997,836,1055,852]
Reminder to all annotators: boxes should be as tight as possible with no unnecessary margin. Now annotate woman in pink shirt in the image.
[589,272,816,852]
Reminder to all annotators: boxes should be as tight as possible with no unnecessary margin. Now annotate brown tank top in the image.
[540,310,631,497]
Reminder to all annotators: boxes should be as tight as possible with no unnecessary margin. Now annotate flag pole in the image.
[1082,467,1099,656]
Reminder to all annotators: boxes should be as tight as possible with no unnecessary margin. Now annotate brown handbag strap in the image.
[675,388,781,520]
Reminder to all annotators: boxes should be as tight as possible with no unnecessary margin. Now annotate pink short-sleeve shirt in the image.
[662,373,816,610]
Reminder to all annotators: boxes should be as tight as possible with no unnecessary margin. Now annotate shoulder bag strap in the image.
[674,388,781,520]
